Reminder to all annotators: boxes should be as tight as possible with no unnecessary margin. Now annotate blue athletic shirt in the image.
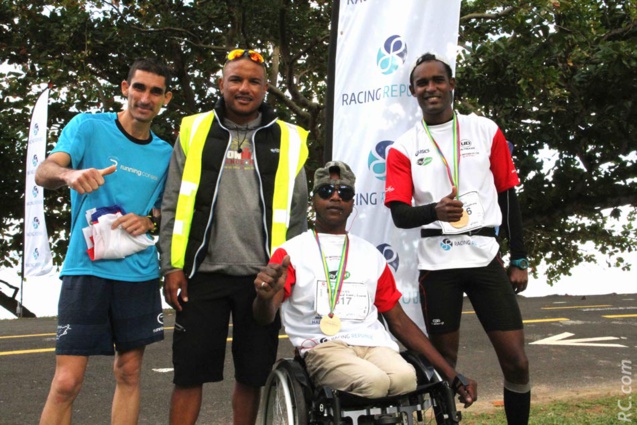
[51,112,172,281]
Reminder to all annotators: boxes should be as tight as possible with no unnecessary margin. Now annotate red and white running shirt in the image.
[385,113,520,270]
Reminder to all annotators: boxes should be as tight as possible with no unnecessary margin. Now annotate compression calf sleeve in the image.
[503,382,531,425]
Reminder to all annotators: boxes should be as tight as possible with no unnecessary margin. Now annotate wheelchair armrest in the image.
[400,350,441,385]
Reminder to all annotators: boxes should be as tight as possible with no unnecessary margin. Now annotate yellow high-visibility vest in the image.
[171,111,308,270]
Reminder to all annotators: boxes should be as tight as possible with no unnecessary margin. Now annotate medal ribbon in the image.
[422,112,461,197]
[313,229,349,318]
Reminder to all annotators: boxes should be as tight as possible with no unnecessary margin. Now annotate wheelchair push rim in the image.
[260,362,309,425]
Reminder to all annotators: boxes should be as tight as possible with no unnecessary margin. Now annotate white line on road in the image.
[530,332,628,348]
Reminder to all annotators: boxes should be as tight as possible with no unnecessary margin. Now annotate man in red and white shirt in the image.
[384,53,531,425]
[253,161,477,404]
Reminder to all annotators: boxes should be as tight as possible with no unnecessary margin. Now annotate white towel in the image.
[88,211,155,260]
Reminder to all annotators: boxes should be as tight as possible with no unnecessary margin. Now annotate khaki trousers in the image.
[304,340,417,398]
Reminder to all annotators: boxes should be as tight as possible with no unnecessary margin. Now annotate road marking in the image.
[602,314,637,319]
[0,348,55,356]
[531,332,627,348]
[1,326,175,340]
[541,305,611,310]
[0,333,55,339]
[0,334,289,357]
[1,327,177,341]
[464,312,568,323]
[523,318,569,324]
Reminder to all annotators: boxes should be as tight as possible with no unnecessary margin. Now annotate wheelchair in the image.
[258,350,462,425]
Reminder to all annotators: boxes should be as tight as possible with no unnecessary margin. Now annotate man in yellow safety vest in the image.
[159,49,309,425]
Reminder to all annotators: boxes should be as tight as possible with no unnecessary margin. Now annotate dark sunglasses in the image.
[316,184,355,202]
[226,49,265,64]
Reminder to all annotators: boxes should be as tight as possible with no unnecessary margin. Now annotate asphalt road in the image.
[1,293,635,424]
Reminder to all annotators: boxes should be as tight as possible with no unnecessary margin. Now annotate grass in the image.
[458,394,622,425]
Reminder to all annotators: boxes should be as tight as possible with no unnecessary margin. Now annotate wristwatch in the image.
[510,258,529,270]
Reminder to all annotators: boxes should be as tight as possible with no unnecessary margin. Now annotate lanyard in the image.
[422,112,461,197]
[313,229,349,317]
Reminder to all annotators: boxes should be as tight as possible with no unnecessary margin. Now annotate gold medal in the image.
[319,314,342,336]
[314,231,349,337]
[450,209,469,229]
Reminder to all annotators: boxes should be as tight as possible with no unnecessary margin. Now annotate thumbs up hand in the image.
[434,187,464,222]
[67,164,117,194]
[256,255,290,299]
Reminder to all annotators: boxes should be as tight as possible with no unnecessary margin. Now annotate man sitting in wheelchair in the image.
[253,161,477,406]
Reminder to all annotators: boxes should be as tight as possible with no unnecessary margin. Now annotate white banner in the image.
[331,0,461,328]
[24,88,53,277]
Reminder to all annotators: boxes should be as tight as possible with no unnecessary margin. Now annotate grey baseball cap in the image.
[312,161,356,192]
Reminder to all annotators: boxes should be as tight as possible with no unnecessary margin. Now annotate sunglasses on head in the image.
[316,184,355,202]
[226,49,265,64]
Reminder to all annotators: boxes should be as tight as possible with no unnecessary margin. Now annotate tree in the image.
[457,0,637,281]
[0,0,331,267]
[1,0,635,283]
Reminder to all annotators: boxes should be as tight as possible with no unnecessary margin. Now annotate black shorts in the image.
[56,275,164,355]
[172,272,280,387]
[419,256,523,334]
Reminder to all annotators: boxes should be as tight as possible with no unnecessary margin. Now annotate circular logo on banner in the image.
[376,35,408,75]
[33,123,40,136]
[33,217,40,229]
[368,140,394,181]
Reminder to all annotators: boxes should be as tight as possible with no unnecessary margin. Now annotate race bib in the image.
[315,280,370,320]
[439,191,485,234]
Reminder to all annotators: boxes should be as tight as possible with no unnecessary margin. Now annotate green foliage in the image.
[461,393,619,424]
[1,0,635,283]
[0,0,330,268]
[458,0,637,282]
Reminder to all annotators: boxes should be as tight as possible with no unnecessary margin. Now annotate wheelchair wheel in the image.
[426,382,460,425]
[261,361,309,425]
[400,352,461,425]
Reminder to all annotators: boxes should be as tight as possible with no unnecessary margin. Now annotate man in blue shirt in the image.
[35,58,173,425]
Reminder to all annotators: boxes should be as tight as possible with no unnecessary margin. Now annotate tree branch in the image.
[527,194,637,227]
[267,85,310,121]
[460,6,515,22]
[602,21,637,41]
